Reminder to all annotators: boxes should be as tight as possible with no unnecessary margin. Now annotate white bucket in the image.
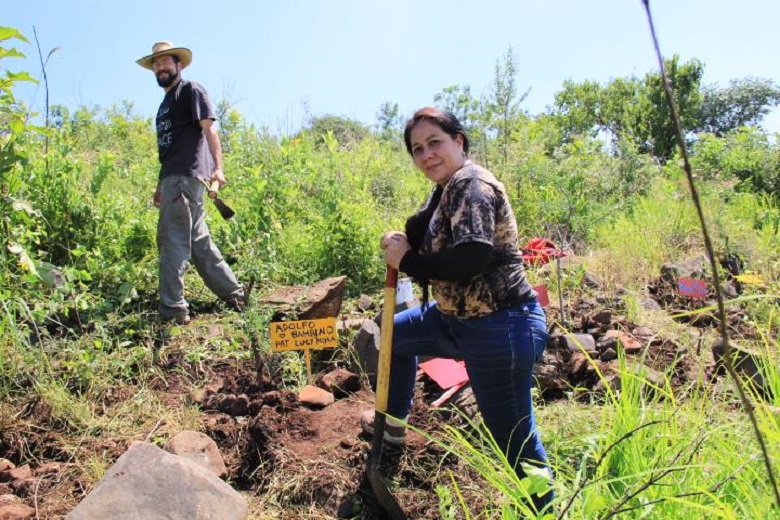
[396,277,414,304]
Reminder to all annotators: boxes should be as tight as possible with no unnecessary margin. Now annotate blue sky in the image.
[6,1,780,134]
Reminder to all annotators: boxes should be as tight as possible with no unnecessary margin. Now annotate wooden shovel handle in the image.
[208,180,219,199]
[375,267,398,413]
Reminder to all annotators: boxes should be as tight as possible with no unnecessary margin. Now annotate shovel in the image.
[367,266,407,519]
[206,180,235,220]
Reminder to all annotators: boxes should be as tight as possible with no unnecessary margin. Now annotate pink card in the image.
[419,358,469,389]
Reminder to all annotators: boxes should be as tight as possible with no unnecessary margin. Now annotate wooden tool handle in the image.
[375,266,398,413]
[208,180,219,199]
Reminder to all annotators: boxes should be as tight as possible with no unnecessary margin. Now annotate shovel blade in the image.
[368,413,407,519]
[213,198,235,220]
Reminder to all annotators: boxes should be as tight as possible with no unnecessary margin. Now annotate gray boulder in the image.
[66,441,247,520]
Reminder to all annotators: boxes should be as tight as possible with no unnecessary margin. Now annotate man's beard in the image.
[156,69,179,88]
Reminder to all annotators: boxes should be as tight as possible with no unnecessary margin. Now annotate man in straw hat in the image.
[137,41,244,324]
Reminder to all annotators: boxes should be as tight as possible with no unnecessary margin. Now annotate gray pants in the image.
[157,175,242,318]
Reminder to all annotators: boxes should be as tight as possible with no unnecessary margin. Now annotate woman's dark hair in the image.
[403,107,470,156]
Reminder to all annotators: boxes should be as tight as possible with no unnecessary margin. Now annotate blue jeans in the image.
[388,299,553,510]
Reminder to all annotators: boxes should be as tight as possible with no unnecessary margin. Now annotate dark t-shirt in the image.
[420,162,533,318]
[155,79,215,180]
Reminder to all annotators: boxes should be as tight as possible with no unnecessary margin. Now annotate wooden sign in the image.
[735,273,763,285]
[270,318,338,352]
[678,277,708,299]
[269,318,338,383]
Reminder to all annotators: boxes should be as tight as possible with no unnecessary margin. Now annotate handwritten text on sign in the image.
[270,318,338,352]
[678,277,708,299]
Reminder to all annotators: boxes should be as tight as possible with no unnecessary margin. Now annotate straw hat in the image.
[136,41,192,70]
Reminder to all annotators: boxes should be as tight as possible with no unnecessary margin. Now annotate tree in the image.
[433,84,481,129]
[696,78,780,136]
[304,115,369,148]
[640,55,704,159]
[375,101,403,142]
[551,55,703,161]
[551,79,603,140]
[433,84,492,162]
[486,46,528,165]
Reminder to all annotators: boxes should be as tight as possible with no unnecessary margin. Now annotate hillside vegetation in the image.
[2,26,780,519]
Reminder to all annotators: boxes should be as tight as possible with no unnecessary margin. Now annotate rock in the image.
[569,352,591,376]
[65,441,247,520]
[592,374,621,398]
[593,310,612,325]
[298,385,334,409]
[373,301,417,329]
[0,500,35,520]
[33,462,64,477]
[641,366,666,389]
[163,431,228,479]
[633,326,654,339]
[0,494,22,506]
[599,364,666,399]
[533,362,564,394]
[611,315,628,328]
[721,280,739,299]
[712,338,769,393]
[336,318,367,332]
[318,368,360,398]
[596,336,618,352]
[617,332,643,354]
[260,276,347,321]
[560,334,596,353]
[2,465,31,483]
[9,478,36,495]
[601,348,618,362]
[0,460,14,474]
[639,298,662,311]
[351,320,381,386]
[604,330,643,354]
[357,295,374,311]
[660,255,709,286]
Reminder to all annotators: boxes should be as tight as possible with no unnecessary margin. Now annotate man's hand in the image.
[153,185,161,208]
[381,231,411,270]
[211,168,226,187]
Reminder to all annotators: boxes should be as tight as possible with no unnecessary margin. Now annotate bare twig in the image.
[641,1,780,509]
[33,476,42,519]
[600,429,708,519]
[31,27,60,173]
[144,417,165,442]
[608,452,760,516]
[558,420,665,518]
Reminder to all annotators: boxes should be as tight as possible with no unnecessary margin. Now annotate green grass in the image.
[425,352,780,519]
